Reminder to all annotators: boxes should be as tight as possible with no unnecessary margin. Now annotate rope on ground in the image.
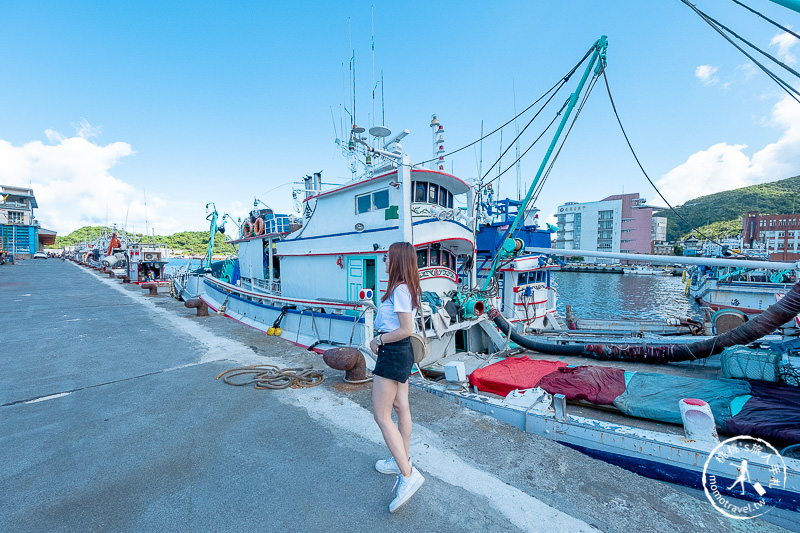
[215,364,324,390]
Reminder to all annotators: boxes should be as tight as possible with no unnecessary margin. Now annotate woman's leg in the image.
[393,380,411,462]
[372,376,412,476]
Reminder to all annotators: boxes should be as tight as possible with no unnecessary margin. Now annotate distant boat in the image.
[622,265,668,276]
[687,263,799,319]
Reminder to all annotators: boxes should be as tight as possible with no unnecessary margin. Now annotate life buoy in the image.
[243,220,253,237]
[254,217,265,235]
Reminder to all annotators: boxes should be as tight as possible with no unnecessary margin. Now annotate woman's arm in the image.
[369,312,414,353]
[379,312,413,343]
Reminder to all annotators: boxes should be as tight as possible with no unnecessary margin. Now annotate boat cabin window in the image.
[428,184,438,205]
[412,181,454,208]
[430,248,440,266]
[355,188,390,214]
[414,182,428,203]
[520,271,547,285]
[416,245,456,270]
[417,249,427,268]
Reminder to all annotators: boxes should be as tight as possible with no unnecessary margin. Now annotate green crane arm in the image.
[769,0,800,14]
[205,203,218,268]
[481,36,608,290]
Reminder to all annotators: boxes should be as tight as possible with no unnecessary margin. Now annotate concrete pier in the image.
[1,259,791,532]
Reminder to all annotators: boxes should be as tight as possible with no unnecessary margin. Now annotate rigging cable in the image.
[474,69,603,288]
[729,0,800,40]
[529,70,602,207]
[692,1,800,83]
[413,45,595,167]
[601,69,728,247]
[680,0,800,104]
[480,94,569,185]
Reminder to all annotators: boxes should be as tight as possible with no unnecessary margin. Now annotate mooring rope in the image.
[215,364,324,390]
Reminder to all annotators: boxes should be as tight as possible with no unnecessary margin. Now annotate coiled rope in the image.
[215,364,324,390]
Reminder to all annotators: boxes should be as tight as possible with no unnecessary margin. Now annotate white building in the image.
[555,199,622,262]
[652,216,667,243]
[555,193,659,263]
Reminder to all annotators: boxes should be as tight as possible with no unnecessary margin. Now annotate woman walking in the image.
[369,241,425,513]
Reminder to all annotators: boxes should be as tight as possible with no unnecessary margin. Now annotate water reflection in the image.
[552,272,703,321]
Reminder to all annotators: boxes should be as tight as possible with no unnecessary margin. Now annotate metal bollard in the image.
[323,347,368,383]
[141,282,159,296]
[184,298,209,317]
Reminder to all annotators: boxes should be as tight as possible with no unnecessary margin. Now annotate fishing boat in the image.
[474,197,562,332]
[622,265,669,276]
[180,126,507,366]
[179,21,800,516]
[687,261,799,318]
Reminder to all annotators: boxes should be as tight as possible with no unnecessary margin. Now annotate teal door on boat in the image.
[347,257,377,304]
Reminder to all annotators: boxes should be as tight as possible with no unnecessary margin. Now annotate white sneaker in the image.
[375,456,411,475]
[389,467,425,513]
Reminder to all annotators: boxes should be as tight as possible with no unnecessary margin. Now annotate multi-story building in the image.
[555,193,660,262]
[742,211,800,261]
[1,185,56,256]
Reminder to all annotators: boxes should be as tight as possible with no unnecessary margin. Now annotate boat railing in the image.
[246,277,282,296]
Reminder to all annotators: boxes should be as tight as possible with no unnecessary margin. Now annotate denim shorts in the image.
[373,337,414,383]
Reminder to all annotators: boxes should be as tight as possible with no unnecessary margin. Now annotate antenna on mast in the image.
[371,6,375,129]
[513,80,522,201]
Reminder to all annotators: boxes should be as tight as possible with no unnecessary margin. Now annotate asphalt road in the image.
[0,258,791,532]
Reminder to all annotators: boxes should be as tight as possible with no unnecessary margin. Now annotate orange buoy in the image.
[243,220,253,237]
[254,217,265,235]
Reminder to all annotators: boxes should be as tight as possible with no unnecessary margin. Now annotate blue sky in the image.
[0,1,798,236]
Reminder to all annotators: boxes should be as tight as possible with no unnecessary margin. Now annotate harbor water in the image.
[552,271,704,321]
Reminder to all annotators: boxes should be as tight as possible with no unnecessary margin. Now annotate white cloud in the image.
[656,95,800,205]
[771,31,797,65]
[0,125,279,238]
[736,63,757,79]
[0,132,137,235]
[695,64,718,85]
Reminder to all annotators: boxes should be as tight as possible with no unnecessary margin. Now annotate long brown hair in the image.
[382,241,421,309]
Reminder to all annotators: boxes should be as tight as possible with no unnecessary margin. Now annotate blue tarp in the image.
[613,372,752,429]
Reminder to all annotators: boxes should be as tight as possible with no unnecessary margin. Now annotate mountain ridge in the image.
[662,174,800,241]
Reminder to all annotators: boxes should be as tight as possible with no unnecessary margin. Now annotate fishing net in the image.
[779,364,800,387]
[720,346,781,382]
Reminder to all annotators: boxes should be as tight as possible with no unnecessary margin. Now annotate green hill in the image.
[51,226,236,255]
[663,175,800,241]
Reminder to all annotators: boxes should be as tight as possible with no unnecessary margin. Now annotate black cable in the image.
[480,87,567,182]
[483,71,602,269]
[601,69,728,247]
[527,70,602,210]
[698,1,800,82]
[730,0,800,40]
[413,45,595,167]
[481,98,568,187]
[681,0,800,104]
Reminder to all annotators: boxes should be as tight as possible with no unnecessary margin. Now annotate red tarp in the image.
[537,365,627,406]
[468,357,566,397]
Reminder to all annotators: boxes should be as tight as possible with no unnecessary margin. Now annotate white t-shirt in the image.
[374,283,414,332]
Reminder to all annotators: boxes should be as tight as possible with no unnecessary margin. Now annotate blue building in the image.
[1,185,56,256]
